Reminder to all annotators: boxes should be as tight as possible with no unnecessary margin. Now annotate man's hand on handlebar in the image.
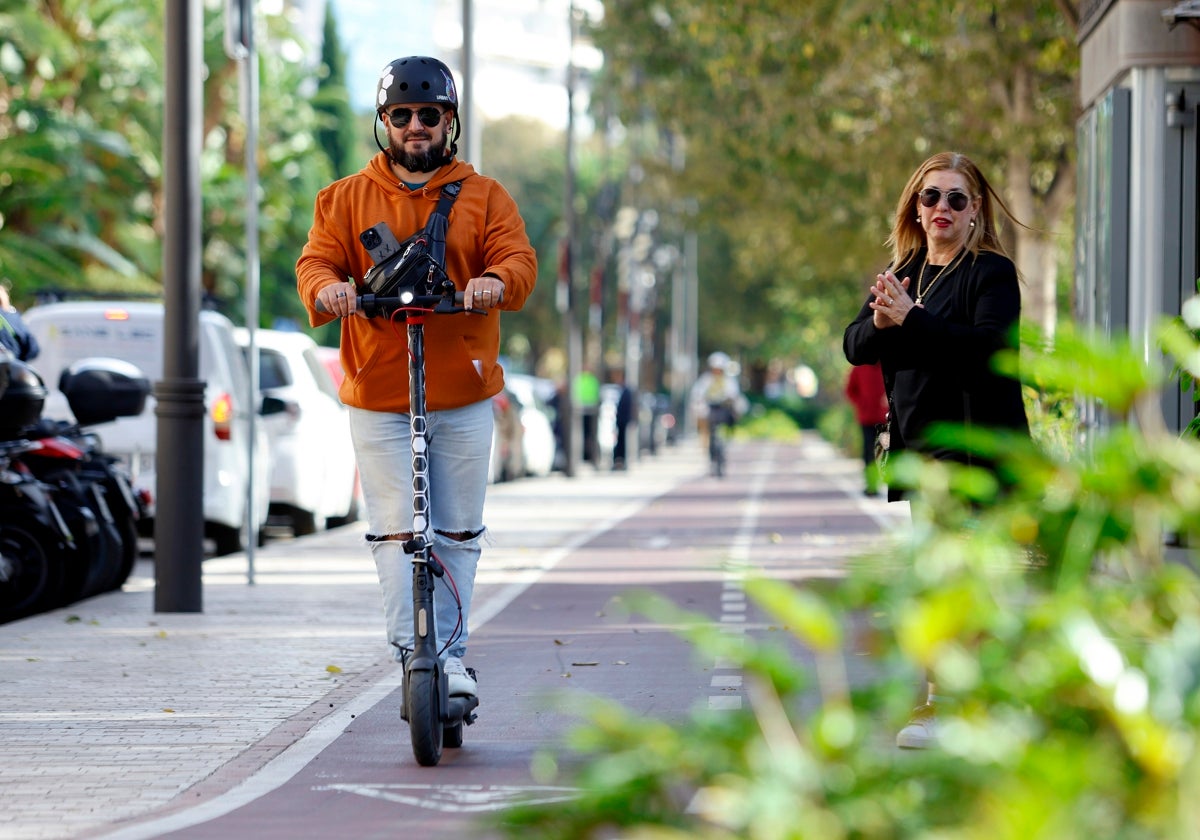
[462,275,505,313]
[317,281,361,318]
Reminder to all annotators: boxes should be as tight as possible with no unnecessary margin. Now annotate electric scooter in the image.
[319,280,482,766]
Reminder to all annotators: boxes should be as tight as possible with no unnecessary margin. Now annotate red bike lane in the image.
[141,439,898,839]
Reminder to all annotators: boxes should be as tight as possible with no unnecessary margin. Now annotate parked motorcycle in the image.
[38,358,152,594]
[0,361,75,623]
[0,357,150,624]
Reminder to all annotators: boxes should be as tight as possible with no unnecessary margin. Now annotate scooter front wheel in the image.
[407,667,443,766]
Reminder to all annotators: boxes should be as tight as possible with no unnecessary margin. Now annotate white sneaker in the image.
[443,655,477,697]
[896,702,938,749]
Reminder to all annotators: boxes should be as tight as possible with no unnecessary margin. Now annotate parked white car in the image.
[24,301,271,556]
[505,372,557,477]
[235,328,360,535]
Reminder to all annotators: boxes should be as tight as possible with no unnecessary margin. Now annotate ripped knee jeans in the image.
[349,400,493,662]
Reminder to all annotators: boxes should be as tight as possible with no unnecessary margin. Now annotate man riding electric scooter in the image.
[296,56,537,759]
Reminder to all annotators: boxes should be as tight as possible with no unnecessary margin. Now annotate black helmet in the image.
[376,56,458,113]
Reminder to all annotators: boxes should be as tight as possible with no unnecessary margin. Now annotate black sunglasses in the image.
[918,188,971,212]
[385,106,444,128]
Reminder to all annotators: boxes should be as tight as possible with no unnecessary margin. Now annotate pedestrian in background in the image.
[844,362,888,496]
[609,367,634,470]
[843,151,1030,750]
[0,280,39,362]
[574,368,600,467]
[296,56,537,703]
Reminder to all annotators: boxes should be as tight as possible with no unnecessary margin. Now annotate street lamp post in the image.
[559,0,582,477]
[157,0,205,612]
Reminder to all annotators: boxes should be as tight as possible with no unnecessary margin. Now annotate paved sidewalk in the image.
[0,440,735,840]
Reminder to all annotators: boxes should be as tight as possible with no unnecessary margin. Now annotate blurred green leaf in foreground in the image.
[494,317,1200,840]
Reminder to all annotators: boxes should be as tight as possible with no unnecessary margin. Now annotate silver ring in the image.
[886,297,893,305]
[474,291,484,297]
[337,291,347,298]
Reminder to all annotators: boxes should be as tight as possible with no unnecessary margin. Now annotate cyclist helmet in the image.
[374,56,461,159]
[376,56,458,112]
[707,351,731,371]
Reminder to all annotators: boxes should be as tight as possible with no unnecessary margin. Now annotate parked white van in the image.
[23,301,271,556]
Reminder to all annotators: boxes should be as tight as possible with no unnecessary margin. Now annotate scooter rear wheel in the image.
[408,667,443,766]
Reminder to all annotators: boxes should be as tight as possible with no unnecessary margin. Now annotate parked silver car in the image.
[505,372,557,477]
[236,329,360,535]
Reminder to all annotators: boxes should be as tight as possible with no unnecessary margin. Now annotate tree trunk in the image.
[1015,229,1056,337]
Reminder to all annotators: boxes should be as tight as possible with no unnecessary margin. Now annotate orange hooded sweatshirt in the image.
[296,153,537,413]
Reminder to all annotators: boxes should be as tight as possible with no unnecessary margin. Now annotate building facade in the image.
[1076,0,1200,431]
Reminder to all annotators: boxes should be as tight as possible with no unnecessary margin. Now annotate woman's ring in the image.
[337,291,347,298]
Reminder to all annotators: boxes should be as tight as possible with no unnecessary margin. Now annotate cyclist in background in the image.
[690,351,747,475]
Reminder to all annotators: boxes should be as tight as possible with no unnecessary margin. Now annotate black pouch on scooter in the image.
[359,181,461,297]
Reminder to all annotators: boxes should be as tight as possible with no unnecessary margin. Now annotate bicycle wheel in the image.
[709,429,725,477]
[407,667,443,766]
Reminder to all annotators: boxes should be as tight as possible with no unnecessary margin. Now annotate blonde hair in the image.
[884,152,1019,269]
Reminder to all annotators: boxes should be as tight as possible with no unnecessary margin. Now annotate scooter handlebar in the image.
[314,289,474,317]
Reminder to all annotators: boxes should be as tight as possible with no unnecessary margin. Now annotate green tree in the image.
[0,0,162,301]
[200,6,334,330]
[312,6,358,180]
[481,115,619,381]
[0,1,341,336]
[588,0,1078,392]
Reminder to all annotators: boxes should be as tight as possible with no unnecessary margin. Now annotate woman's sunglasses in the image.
[385,106,444,128]
[918,188,971,212]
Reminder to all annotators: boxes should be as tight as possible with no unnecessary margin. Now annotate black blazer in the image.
[843,248,1030,469]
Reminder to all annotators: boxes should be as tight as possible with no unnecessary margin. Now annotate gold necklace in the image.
[915,249,965,304]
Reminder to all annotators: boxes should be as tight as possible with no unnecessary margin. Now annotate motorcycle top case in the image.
[59,357,150,427]
[0,359,47,437]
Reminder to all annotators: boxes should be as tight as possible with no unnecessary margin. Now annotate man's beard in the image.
[389,133,449,173]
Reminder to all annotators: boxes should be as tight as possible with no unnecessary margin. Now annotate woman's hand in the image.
[870,269,914,328]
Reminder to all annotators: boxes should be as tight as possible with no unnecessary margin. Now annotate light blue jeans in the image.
[349,399,493,663]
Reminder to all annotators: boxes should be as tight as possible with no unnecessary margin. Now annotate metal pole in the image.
[241,6,260,584]
[156,0,205,612]
[684,225,699,438]
[461,0,478,167]
[559,1,580,477]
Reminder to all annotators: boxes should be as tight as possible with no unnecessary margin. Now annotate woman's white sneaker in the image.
[896,702,938,749]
